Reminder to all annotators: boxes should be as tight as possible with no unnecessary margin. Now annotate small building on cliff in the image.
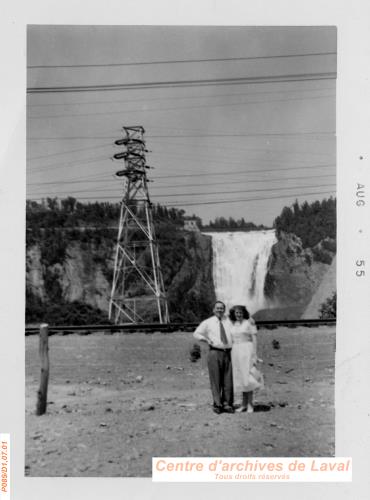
[183,219,200,232]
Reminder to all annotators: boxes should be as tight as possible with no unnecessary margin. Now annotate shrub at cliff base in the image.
[26,290,110,326]
[319,292,336,319]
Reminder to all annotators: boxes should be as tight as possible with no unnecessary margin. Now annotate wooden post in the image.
[36,323,49,416]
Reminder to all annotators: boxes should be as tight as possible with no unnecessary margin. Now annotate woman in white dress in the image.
[229,305,263,413]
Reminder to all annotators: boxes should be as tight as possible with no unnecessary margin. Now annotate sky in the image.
[26,26,336,226]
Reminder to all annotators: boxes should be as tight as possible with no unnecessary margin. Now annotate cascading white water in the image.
[207,230,277,314]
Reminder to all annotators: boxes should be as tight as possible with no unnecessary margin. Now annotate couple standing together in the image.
[193,301,263,414]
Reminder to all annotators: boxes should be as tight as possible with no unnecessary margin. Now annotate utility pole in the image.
[109,126,169,324]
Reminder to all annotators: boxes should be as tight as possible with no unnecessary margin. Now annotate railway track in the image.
[25,318,336,335]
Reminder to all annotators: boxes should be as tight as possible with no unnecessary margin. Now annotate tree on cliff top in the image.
[206,216,267,231]
[273,197,336,248]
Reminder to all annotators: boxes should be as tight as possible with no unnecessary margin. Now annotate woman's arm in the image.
[252,334,258,365]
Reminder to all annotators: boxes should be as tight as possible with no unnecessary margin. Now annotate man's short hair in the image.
[213,300,226,309]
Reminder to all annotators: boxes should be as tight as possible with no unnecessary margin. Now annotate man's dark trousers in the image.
[207,347,233,408]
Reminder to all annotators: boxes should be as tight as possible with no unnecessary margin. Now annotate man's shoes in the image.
[235,406,247,413]
[213,404,235,414]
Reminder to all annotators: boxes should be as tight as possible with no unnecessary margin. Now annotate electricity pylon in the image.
[108,126,169,324]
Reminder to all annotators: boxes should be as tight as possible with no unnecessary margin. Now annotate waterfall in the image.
[207,230,277,314]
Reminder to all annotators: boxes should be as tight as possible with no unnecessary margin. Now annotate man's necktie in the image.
[219,320,228,345]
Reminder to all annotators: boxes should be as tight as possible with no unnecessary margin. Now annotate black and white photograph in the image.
[25,25,338,477]
[2,1,370,497]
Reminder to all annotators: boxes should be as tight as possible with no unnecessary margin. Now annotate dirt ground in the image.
[25,326,335,477]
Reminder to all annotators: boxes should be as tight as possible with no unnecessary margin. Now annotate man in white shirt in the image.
[193,301,234,414]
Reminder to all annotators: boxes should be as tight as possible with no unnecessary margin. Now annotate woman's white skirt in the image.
[232,342,264,392]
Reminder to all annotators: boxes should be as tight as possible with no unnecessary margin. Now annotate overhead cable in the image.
[27,72,336,94]
[28,51,337,69]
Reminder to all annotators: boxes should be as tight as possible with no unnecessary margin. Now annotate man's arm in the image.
[193,320,211,344]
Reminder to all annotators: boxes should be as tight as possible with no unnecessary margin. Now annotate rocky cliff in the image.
[26,228,335,324]
[261,232,336,319]
[26,230,215,324]
[166,232,215,321]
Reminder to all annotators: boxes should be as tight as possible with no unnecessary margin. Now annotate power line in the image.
[166,190,335,208]
[149,150,329,168]
[26,173,335,189]
[150,122,332,135]
[27,142,112,161]
[27,51,336,69]
[27,84,335,108]
[28,158,334,176]
[27,93,334,120]
[27,136,118,141]
[27,122,275,140]
[27,138,324,170]
[144,137,334,157]
[27,131,335,141]
[26,137,329,163]
[155,173,335,190]
[28,156,110,173]
[152,164,335,179]
[27,174,111,187]
[147,132,334,139]
[26,138,334,160]
[27,72,336,94]
[26,189,335,206]
[27,182,336,199]
[27,134,334,161]
[154,183,336,198]
[27,149,336,179]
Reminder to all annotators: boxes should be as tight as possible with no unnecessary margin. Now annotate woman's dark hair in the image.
[229,305,250,322]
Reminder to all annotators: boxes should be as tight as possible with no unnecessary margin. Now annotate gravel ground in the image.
[25,326,335,477]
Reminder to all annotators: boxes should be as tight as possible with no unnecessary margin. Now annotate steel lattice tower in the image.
[108,126,169,324]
